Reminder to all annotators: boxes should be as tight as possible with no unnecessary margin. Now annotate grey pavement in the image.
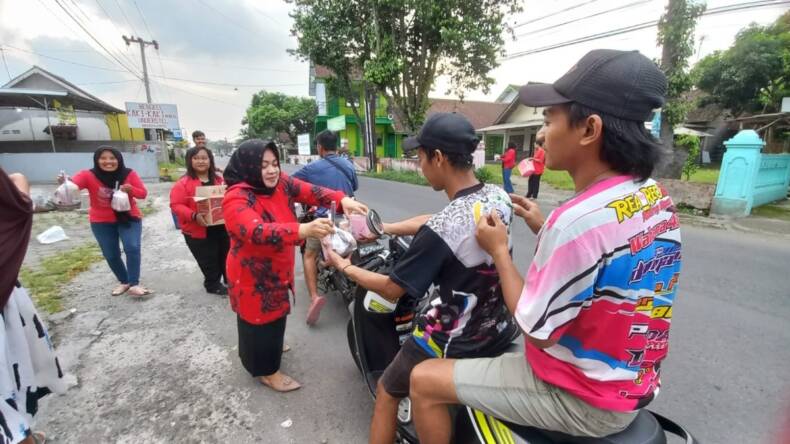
[32,168,790,443]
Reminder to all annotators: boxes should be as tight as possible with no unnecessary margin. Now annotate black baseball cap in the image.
[403,112,479,155]
[519,49,666,122]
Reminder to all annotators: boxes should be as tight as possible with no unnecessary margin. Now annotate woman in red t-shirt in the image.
[60,147,151,297]
[170,147,229,295]
[222,139,367,392]
[526,136,546,199]
[500,142,517,194]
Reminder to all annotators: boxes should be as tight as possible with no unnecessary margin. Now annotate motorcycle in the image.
[344,209,698,444]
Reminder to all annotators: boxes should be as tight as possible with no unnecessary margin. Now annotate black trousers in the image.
[237,315,286,377]
[527,174,542,198]
[183,225,230,290]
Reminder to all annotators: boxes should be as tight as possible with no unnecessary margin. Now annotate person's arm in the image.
[8,173,30,197]
[123,171,148,199]
[285,174,367,215]
[383,214,432,236]
[169,180,195,223]
[68,170,90,190]
[325,250,407,301]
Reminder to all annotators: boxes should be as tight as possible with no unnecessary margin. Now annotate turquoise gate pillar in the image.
[711,130,765,217]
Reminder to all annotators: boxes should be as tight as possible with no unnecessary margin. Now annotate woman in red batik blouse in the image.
[222,139,367,392]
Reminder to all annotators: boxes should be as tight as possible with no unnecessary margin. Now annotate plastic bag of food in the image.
[111,187,131,212]
[54,172,80,206]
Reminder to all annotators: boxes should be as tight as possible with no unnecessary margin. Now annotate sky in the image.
[0,0,786,141]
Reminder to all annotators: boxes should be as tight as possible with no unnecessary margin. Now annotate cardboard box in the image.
[193,185,226,226]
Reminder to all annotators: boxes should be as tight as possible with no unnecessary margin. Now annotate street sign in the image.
[297,133,311,155]
[125,102,181,130]
[327,115,346,131]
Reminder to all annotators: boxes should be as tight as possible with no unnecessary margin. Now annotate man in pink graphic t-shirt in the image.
[409,49,682,442]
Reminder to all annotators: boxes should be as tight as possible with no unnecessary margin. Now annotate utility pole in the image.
[123,35,159,141]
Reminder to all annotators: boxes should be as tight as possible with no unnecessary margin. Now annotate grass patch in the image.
[687,167,719,184]
[479,165,503,184]
[158,162,185,181]
[751,203,790,221]
[541,169,575,190]
[140,199,158,216]
[363,169,429,186]
[19,244,104,313]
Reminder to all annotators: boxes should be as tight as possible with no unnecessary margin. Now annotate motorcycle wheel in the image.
[347,319,362,373]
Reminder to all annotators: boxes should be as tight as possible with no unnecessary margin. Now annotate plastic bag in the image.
[36,226,69,244]
[321,227,357,259]
[111,188,131,212]
[54,173,80,206]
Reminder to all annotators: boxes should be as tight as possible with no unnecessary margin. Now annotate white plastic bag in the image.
[111,187,131,212]
[321,227,357,258]
[36,226,69,244]
[54,172,80,206]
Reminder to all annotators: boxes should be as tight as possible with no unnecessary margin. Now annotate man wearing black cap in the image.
[409,50,682,442]
[324,112,519,444]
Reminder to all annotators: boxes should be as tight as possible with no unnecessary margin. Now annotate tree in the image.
[241,91,317,145]
[289,0,522,168]
[655,0,706,179]
[693,12,790,115]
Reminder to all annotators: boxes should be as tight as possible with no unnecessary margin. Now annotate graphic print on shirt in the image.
[407,184,518,359]
[517,177,681,412]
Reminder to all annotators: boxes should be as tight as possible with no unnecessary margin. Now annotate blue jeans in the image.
[502,167,514,194]
[90,221,143,286]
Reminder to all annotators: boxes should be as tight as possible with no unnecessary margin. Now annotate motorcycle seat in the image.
[504,409,666,444]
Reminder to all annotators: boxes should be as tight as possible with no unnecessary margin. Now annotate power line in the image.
[151,79,247,108]
[515,0,653,39]
[155,55,304,73]
[112,0,138,35]
[0,47,11,81]
[503,0,790,60]
[76,79,139,85]
[53,0,142,76]
[84,0,144,70]
[195,0,259,35]
[1,44,137,73]
[132,0,155,39]
[513,0,602,28]
[148,74,304,88]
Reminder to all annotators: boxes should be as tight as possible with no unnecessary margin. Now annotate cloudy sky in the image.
[0,0,786,140]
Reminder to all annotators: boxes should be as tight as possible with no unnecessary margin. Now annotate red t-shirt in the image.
[170,174,225,239]
[71,169,147,223]
[501,148,517,169]
[223,174,345,325]
[533,147,546,175]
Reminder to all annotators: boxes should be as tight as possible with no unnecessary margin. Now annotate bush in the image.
[677,134,701,181]
[474,167,496,184]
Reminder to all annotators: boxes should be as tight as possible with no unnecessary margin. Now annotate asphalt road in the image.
[37,166,789,443]
[349,173,790,444]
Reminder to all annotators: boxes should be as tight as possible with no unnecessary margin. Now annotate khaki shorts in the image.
[454,353,637,437]
[304,237,322,253]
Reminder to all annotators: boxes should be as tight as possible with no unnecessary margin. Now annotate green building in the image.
[309,65,403,158]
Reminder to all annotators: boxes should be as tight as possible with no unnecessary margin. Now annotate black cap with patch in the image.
[519,49,667,122]
[403,112,479,155]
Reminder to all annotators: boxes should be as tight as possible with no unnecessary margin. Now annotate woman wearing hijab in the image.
[59,146,151,297]
[222,139,367,392]
[1,169,67,444]
[170,146,230,295]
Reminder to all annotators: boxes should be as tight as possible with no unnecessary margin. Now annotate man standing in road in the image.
[292,130,358,326]
[192,130,207,148]
[409,49,681,442]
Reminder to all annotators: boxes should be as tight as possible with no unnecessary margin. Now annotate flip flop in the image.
[305,296,326,326]
[260,374,301,392]
[111,284,130,296]
[128,286,153,297]
[31,431,46,444]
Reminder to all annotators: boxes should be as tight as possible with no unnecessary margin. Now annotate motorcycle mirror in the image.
[367,209,384,237]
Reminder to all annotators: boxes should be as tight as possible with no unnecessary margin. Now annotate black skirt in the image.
[237,315,286,377]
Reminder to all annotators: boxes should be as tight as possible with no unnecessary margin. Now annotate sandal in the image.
[111,284,130,296]
[259,373,301,393]
[305,296,326,326]
[127,286,153,297]
[31,431,46,444]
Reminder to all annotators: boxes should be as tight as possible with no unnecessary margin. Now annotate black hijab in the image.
[0,168,33,308]
[223,139,280,195]
[90,146,135,223]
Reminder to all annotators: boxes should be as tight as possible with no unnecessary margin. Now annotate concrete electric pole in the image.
[123,35,158,104]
